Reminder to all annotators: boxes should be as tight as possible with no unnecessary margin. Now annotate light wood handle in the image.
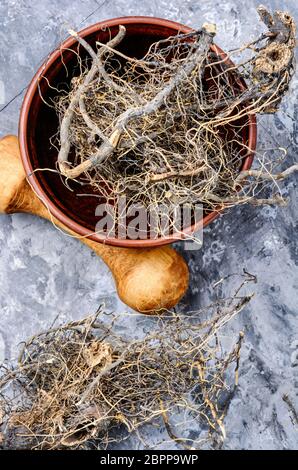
[0,135,189,312]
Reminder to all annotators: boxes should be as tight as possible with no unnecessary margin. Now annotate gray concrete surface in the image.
[0,0,297,449]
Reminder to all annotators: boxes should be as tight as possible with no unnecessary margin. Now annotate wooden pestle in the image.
[0,135,189,313]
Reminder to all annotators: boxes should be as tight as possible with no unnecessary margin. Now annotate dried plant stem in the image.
[150,164,207,182]
[236,164,298,183]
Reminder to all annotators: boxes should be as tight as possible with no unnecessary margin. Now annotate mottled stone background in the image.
[0,0,297,450]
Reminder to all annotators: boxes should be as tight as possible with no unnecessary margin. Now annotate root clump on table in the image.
[0,275,254,449]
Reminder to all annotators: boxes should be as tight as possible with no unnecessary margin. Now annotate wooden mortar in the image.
[0,135,189,313]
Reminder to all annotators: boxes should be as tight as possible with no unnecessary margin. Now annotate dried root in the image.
[49,6,297,238]
[0,275,254,450]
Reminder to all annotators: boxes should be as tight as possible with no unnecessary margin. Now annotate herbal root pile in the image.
[51,6,297,236]
[0,275,254,449]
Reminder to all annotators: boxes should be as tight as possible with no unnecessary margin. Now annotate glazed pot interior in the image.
[20,18,256,247]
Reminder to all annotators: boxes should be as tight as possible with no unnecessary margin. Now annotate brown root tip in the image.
[58,160,92,179]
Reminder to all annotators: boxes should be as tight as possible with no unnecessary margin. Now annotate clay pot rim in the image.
[19,16,257,248]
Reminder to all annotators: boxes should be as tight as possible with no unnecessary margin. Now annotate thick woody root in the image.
[0,275,255,450]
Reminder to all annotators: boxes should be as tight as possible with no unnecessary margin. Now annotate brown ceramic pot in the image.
[19,16,257,248]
